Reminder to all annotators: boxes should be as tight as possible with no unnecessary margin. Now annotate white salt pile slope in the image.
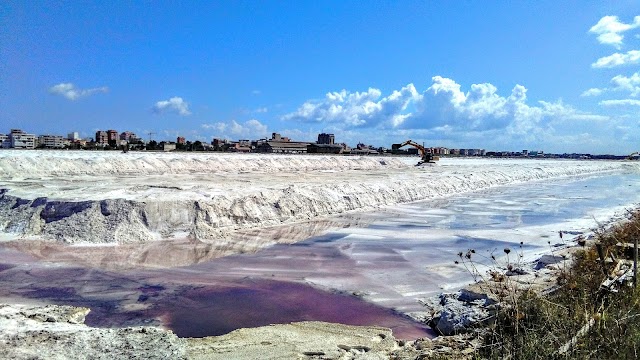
[0,151,637,244]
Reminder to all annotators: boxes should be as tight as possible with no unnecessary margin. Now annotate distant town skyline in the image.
[4,127,625,159]
[2,2,640,155]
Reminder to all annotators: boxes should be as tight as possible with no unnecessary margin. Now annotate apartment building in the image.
[107,130,118,146]
[317,133,335,145]
[119,131,140,143]
[9,129,36,149]
[38,135,66,148]
[95,131,108,145]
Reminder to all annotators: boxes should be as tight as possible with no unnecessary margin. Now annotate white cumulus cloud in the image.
[589,15,640,48]
[283,85,421,127]
[49,83,109,100]
[284,76,606,138]
[581,72,640,98]
[592,50,640,68]
[282,76,618,153]
[610,72,640,97]
[152,97,192,116]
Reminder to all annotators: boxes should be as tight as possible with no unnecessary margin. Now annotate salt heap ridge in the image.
[0,151,637,244]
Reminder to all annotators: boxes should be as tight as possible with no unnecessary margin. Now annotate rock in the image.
[19,304,90,324]
[0,303,186,360]
[534,255,565,270]
[186,321,400,360]
[418,290,496,336]
[505,268,528,276]
[435,299,492,336]
[457,289,495,305]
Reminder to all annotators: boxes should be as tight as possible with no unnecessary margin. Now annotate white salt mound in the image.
[0,151,637,244]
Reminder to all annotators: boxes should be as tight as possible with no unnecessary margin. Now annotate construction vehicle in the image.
[392,140,439,165]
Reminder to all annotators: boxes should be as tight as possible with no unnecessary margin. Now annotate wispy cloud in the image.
[592,50,640,68]
[581,88,604,97]
[599,99,640,107]
[152,97,192,116]
[202,119,268,139]
[202,122,228,132]
[49,83,109,100]
[589,15,640,48]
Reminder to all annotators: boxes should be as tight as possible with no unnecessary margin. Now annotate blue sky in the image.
[1,1,639,154]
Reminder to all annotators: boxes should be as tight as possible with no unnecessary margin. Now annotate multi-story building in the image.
[119,131,139,142]
[0,134,10,149]
[317,133,335,145]
[271,133,290,142]
[38,135,66,149]
[107,130,118,146]
[95,131,108,145]
[9,129,36,149]
[68,132,80,141]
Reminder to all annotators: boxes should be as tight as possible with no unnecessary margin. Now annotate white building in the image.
[68,132,80,141]
[162,143,176,151]
[9,129,36,149]
[38,135,66,149]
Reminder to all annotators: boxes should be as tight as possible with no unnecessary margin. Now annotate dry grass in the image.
[473,210,640,359]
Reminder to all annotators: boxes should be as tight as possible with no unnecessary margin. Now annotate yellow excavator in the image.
[392,140,439,165]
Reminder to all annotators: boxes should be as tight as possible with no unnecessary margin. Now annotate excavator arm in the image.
[392,140,436,164]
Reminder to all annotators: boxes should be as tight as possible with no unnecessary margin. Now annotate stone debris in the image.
[417,289,497,336]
